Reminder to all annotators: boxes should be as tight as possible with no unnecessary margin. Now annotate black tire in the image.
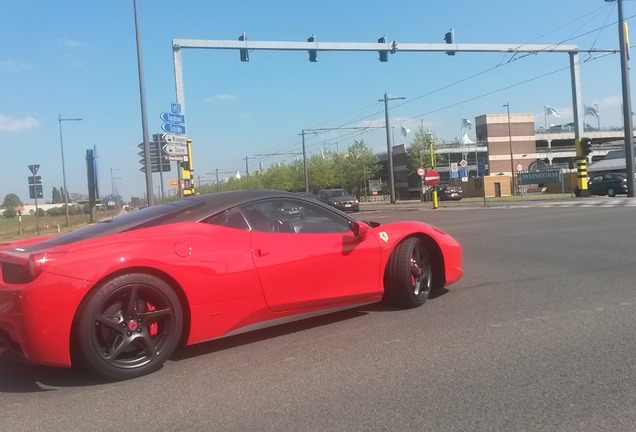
[383,237,433,308]
[607,188,616,197]
[74,273,183,380]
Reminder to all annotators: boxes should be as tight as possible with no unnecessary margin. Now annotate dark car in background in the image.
[317,188,360,212]
[435,183,464,201]
[588,173,628,197]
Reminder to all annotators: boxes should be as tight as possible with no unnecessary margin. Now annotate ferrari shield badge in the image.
[379,232,389,243]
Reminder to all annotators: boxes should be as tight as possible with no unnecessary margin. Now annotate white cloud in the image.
[0,114,41,133]
[0,60,32,74]
[57,38,88,51]
[217,94,237,102]
[57,38,90,69]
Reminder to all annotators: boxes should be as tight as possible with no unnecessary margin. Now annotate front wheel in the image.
[74,273,183,380]
[607,188,616,197]
[383,237,433,308]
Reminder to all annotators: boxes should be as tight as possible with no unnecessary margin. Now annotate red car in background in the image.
[0,190,462,380]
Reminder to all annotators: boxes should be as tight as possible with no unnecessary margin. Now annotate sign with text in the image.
[517,170,561,185]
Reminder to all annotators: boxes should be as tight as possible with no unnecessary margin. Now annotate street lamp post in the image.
[606,0,635,197]
[503,103,515,196]
[380,92,406,203]
[58,114,82,227]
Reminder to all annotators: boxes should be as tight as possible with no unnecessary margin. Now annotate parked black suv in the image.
[317,189,360,212]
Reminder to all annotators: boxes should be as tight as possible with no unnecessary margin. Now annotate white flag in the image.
[585,105,599,118]
[461,117,473,129]
[400,125,411,137]
[545,105,561,117]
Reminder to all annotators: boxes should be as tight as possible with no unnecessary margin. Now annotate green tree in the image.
[2,193,22,218]
[333,140,379,196]
[52,187,62,204]
[407,126,438,175]
[307,154,337,191]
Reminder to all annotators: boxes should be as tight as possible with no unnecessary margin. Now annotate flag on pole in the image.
[585,104,600,118]
[235,171,241,179]
[400,125,411,137]
[545,105,561,117]
[461,117,473,129]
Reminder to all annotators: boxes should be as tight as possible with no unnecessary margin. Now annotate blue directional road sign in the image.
[160,112,185,124]
[161,123,186,134]
[171,103,181,114]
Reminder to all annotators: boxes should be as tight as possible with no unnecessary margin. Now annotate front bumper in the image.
[330,202,360,212]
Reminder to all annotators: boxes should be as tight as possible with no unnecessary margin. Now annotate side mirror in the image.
[350,221,369,237]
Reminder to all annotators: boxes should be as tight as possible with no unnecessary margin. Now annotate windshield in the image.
[327,190,348,198]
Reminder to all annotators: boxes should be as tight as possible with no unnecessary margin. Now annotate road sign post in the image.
[27,165,42,235]
[424,169,440,210]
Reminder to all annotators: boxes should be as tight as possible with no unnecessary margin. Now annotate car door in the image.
[243,198,382,312]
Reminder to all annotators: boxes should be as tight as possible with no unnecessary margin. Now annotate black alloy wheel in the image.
[75,273,183,380]
[383,237,433,308]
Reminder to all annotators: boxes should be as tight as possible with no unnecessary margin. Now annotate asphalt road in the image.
[1,203,635,431]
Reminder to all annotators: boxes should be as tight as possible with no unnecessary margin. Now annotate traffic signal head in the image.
[444,29,455,56]
[378,36,388,62]
[307,34,317,62]
[238,33,249,62]
[583,140,593,156]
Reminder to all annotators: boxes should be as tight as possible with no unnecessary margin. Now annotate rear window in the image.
[13,200,205,253]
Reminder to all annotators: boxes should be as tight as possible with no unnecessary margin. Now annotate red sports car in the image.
[0,190,462,380]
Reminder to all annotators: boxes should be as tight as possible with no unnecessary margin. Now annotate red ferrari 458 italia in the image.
[0,190,462,380]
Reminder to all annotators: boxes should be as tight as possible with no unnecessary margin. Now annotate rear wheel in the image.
[383,237,433,308]
[74,273,183,380]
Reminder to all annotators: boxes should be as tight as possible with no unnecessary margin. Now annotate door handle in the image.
[255,248,270,257]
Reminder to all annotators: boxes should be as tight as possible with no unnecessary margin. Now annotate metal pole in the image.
[58,115,82,227]
[380,93,406,203]
[156,135,165,202]
[301,131,309,192]
[504,103,514,196]
[616,0,635,197]
[133,0,154,206]
[245,155,249,189]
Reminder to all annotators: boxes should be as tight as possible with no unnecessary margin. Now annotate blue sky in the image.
[1,0,632,202]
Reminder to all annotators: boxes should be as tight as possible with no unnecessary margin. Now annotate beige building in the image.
[475,113,537,176]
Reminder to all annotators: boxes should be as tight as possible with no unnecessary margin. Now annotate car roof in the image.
[10,190,325,253]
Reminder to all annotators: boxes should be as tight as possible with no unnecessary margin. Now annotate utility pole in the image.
[610,0,635,197]
[504,103,515,196]
[380,92,406,203]
[58,115,82,227]
[244,155,256,189]
[110,167,121,195]
[133,0,154,206]
[300,130,319,192]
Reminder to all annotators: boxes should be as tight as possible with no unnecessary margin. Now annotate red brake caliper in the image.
[146,302,158,336]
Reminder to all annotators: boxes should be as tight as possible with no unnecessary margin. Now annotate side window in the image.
[240,199,351,234]
[204,207,249,230]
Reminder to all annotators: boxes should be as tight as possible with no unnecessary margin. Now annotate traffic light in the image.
[181,139,195,196]
[583,140,593,157]
[444,29,455,56]
[138,139,170,173]
[307,34,317,62]
[378,36,388,62]
[239,33,249,62]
